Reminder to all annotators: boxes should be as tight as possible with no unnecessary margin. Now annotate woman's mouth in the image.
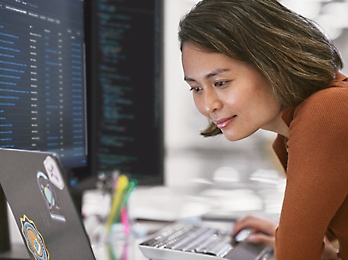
[215,116,236,129]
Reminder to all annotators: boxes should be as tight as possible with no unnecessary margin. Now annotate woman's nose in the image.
[204,90,223,113]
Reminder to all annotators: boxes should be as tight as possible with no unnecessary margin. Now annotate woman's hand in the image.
[322,237,341,260]
[232,216,341,260]
[232,215,278,249]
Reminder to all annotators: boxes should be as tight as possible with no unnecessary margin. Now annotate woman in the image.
[178,0,348,259]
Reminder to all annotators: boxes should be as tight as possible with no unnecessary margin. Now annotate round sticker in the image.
[20,215,50,260]
[37,171,66,222]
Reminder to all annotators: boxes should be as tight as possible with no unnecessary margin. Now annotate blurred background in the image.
[160,0,348,218]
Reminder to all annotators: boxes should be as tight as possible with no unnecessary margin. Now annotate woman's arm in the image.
[274,88,348,259]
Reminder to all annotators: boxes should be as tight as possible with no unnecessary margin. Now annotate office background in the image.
[7,0,348,247]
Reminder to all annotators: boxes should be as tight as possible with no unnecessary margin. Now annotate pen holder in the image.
[104,175,136,239]
[108,206,131,238]
[104,204,132,260]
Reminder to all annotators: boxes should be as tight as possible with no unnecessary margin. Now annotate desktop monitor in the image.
[0,0,165,256]
[84,0,164,185]
[0,0,87,256]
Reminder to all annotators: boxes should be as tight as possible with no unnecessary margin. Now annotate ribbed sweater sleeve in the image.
[273,78,348,259]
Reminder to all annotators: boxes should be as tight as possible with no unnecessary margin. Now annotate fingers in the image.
[322,237,340,260]
[232,215,278,237]
[232,215,277,249]
[246,233,275,249]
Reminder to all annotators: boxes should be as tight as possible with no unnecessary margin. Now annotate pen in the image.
[105,174,129,233]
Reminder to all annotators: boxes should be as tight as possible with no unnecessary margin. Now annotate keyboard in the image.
[139,222,272,260]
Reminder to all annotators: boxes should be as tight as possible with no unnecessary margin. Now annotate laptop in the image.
[0,148,96,260]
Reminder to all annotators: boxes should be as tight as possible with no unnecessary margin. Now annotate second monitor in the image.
[85,0,164,185]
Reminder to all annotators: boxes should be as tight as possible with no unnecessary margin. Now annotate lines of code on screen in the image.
[88,0,164,184]
[0,0,87,168]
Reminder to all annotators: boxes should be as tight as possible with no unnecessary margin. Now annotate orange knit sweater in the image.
[272,72,348,259]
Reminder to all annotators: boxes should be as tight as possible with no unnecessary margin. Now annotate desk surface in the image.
[91,221,169,260]
[83,181,282,260]
[6,174,283,260]
[4,214,275,260]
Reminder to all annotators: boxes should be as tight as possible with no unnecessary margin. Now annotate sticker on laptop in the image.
[37,171,66,222]
[20,215,50,260]
[43,156,64,190]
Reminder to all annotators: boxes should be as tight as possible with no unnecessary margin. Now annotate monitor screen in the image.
[0,0,87,254]
[0,0,87,169]
[85,0,164,185]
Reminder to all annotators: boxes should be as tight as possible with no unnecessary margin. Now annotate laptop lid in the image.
[0,148,96,260]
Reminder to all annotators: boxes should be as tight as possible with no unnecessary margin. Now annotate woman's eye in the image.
[189,86,202,92]
[214,81,226,87]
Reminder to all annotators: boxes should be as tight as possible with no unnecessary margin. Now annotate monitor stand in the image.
[0,186,29,260]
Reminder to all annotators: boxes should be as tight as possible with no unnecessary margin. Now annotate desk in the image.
[83,185,277,260]
[4,177,282,260]
[88,220,170,260]
[89,219,275,260]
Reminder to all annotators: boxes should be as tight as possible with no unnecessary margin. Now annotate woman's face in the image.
[181,42,285,141]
